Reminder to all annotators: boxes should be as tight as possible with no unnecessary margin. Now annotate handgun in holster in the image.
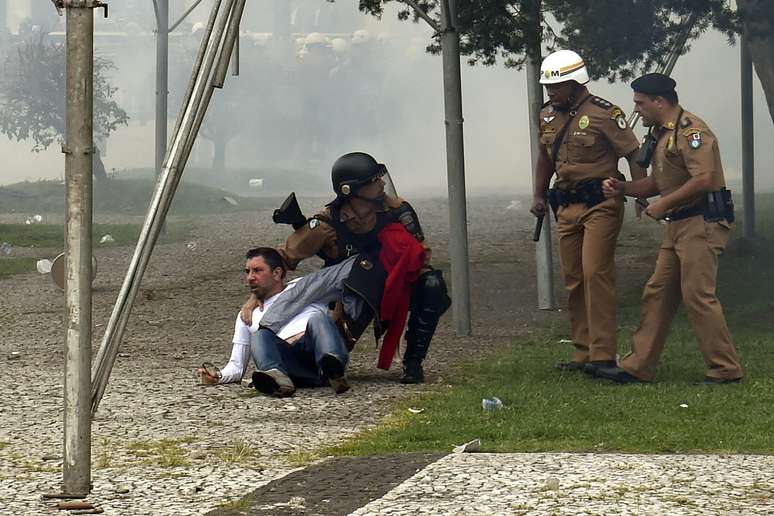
[634,130,657,168]
[704,188,735,223]
[272,192,307,230]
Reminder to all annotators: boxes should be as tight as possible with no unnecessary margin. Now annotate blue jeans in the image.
[251,312,349,387]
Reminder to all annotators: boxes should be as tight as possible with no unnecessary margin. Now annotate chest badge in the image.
[578,115,590,130]
[543,115,556,124]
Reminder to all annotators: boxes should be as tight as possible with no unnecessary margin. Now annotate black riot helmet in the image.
[331,152,387,198]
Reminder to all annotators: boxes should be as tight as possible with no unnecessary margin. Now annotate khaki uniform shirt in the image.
[539,94,640,188]
[279,194,431,270]
[652,107,726,212]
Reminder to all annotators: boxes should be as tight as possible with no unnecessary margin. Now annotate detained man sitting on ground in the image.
[197,247,350,397]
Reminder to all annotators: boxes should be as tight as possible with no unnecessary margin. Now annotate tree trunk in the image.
[212,138,227,171]
[92,151,107,181]
[739,0,774,124]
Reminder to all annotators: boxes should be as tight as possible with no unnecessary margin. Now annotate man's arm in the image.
[530,146,554,218]
[200,314,253,385]
[603,175,660,200]
[643,173,713,220]
[260,257,357,333]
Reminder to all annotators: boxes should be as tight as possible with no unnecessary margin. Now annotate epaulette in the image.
[590,96,614,110]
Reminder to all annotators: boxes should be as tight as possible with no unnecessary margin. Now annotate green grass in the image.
[0,222,186,248]
[327,195,774,457]
[0,222,190,279]
[126,437,195,468]
[0,177,280,215]
[0,257,37,279]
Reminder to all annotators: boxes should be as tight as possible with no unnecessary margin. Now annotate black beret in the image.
[631,73,677,95]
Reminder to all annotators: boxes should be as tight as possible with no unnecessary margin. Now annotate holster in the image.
[704,188,735,223]
[272,192,307,230]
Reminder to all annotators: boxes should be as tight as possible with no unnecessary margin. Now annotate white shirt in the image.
[218,280,327,384]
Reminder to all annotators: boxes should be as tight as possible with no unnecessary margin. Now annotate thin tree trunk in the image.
[739,0,774,124]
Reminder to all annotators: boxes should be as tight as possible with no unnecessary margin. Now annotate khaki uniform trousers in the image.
[620,215,743,381]
[556,197,624,363]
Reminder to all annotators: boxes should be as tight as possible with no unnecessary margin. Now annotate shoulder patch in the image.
[590,96,613,109]
[610,107,624,120]
[683,129,703,149]
[308,218,320,230]
[680,117,692,128]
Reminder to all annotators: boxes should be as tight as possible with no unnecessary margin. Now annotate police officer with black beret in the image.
[597,73,743,384]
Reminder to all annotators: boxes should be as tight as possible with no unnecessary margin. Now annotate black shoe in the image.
[594,367,642,384]
[251,369,296,397]
[400,361,424,384]
[555,360,586,372]
[702,376,742,385]
[583,360,618,376]
[319,353,350,394]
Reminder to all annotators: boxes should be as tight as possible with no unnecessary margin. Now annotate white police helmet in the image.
[539,50,590,85]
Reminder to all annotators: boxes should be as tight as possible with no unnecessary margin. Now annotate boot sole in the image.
[320,354,350,394]
[251,371,295,397]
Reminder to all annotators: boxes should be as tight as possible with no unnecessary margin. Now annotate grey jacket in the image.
[259,256,364,334]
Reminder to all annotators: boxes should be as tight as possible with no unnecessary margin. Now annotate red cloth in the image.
[377,223,425,370]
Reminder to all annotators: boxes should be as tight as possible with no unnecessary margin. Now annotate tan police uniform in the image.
[539,93,640,363]
[618,109,743,381]
[279,194,431,270]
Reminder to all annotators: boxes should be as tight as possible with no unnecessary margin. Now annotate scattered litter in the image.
[558,338,572,344]
[453,438,481,454]
[407,407,425,414]
[249,178,264,189]
[99,234,115,244]
[482,397,504,411]
[543,477,560,491]
[8,352,20,361]
[679,404,688,408]
[505,200,522,210]
[37,259,53,274]
[118,353,131,358]
[186,241,198,251]
[24,217,32,225]
[222,196,239,206]
[288,496,306,508]
[285,405,298,412]
[55,500,95,511]
[33,214,43,223]
[0,242,11,256]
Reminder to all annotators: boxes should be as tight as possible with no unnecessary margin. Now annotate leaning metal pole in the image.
[91,0,240,414]
[90,0,221,404]
[63,0,94,495]
[439,0,472,336]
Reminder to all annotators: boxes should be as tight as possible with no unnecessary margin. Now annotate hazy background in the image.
[1,0,772,196]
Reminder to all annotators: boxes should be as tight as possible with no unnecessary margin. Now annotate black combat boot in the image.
[400,360,424,384]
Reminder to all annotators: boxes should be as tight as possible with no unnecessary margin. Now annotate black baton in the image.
[533,214,544,242]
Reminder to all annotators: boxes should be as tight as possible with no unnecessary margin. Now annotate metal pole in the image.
[91,0,235,414]
[741,32,756,239]
[155,0,169,176]
[526,57,556,310]
[439,0,471,336]
[63,0,93,496]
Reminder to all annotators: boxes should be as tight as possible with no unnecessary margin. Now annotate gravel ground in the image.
[351,453,774,515]
[1,196,559,515]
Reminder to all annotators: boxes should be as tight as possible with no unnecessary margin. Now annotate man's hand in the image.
[197,368,220,385]
[644,198,669,220]
[602,178,625,199]
[530,196,548,218]
[240,293,262,326]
